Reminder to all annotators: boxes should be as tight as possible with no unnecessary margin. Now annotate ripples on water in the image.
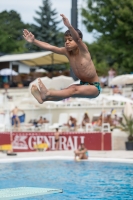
[0,160,133,200]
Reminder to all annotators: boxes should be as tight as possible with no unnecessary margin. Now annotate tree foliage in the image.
[82,0,133,74]
[27,0,64,52]
[0,10,30,54]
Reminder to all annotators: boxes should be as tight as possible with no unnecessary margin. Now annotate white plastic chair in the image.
[102,123,110,132]
[77,113,84,126]
[0,114,5,131]
[41,123,50,131]
[86,123,93,132]
[49,113,68,130]
[58,113,69,126]
[4,112,11,131]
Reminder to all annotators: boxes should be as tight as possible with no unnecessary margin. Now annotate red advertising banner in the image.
[0,132,111,152]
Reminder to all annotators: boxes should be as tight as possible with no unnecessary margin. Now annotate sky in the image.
[0,0,95,43]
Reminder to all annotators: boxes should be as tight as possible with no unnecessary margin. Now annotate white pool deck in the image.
[0,150,133,164]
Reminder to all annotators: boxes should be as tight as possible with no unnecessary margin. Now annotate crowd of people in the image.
[10,106,123,133]
[63,111,122,132]
[29,116,49,128]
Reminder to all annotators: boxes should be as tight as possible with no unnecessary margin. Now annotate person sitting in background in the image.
[108,67,116,87]
[96,114,103,126]
[37,116,44,124]
[92,114,103,131]
[29,117,44,128]
[43,117,49,123]
[67,116,77,131]
[104,113,113,126]
[100,75,108,88]
[112,114,120,127]
[74,143,88,161]
[29,119,38,127]
[82,112,90,127]
[113,85,122,95]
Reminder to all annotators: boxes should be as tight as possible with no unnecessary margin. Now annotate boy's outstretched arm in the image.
[60,14,87,52]
[23,29,66,55]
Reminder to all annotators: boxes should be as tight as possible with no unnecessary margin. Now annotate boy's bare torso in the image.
[64,47,99,83]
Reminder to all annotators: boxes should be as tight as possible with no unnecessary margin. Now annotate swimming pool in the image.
[0,160,133,200]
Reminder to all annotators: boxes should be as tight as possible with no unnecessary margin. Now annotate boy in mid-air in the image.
[23,14,101,104]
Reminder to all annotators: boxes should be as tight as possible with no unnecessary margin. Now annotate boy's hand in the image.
[23,29,35,43]
[60,14,71,28]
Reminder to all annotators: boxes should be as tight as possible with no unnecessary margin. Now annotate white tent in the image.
[110,74,133,85]
[0,51,69,66]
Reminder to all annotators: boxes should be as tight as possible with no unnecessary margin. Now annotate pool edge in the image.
[0,156,133,164]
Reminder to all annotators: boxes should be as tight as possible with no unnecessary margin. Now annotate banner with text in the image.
[0,132,111,152]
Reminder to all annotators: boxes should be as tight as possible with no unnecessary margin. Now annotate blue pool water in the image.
[0,160,133,200]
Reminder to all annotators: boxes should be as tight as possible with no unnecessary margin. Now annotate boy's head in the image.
[64,29,83,51]
[64,29,83,39]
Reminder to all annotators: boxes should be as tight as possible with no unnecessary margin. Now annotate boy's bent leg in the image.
[48,84,99,99]
[79,153,84,159]
[82,153,88,160]
[38,79,99,101]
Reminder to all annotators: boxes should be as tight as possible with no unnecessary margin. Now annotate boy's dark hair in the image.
[64,29,83,39]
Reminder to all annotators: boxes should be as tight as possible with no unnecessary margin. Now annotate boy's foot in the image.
[38,78,48,100]
[31,85,43,104]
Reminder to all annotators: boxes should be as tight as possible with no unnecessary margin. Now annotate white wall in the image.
[22,106,124,124]
[11,61,30,74]
[19,63,30,74]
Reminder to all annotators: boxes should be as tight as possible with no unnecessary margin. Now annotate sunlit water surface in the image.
[0,160,133,200]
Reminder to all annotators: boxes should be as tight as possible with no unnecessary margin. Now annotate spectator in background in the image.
[37,116,44,125]
[82,112,90,127]
[100,75,108,88]
[104,113,113,126]
[96,114,103,126]
[3,87,12,100]
[10,106,24,128]
[54,128,60,150]
[113,85,122,95]
[67,116,77,131]
[74,143,88,161]
[92,114,103,127]
[108,68,116,87]
[43,117,49,123]
[112,114,120,127]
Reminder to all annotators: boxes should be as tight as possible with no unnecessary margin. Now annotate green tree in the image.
[82,0,133,74]
[0,10,30,54]
[27,0,64,52]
